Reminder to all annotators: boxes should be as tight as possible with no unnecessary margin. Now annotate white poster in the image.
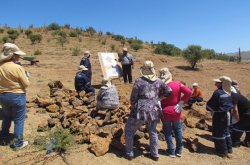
[98,52,122,79]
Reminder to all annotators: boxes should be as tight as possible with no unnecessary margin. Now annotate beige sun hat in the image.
[83,51,91,58]
[219,76,232,94]
[192,82,198,87]
[123,47,128,52]
[159,68,172,84]
[213,78,222,83]
[78,65,88,71]
[213,76,232,94]
[140,60,158,81]
[0,43,26,63]
[101,78,113,89]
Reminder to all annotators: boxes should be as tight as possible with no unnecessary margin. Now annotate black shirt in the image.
[232,93,250,116]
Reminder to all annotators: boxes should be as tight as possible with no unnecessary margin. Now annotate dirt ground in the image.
[0,37,250,165]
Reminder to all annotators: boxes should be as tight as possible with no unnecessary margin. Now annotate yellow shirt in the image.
[0,61,30,93]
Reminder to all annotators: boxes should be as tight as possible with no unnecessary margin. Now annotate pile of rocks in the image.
[28,81,131,156]
[27,81,210,156]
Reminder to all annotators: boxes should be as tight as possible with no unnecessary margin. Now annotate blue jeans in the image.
[163,120,183,155]
[0,93,27,148]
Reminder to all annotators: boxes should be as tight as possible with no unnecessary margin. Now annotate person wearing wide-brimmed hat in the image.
[74,65,95,94]
[96,78,119,110]
[159,68,192,158]
[0,43,29,150]
[80,51,92,84]
[118,47,134,84]
[187,82,204,109]
[125,61,172,161]
[206,76,234,158]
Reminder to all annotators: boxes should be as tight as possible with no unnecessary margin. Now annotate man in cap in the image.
[74,65,95,94]
[206,76,234,158]
[187,82,203,108]
[0,43,29,150]
[80,51,92,84]
[118,47,134,84]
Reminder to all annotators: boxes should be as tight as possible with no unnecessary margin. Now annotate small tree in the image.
[47,23,61,31]
[29,34,42,44]
[57,36,68,47]
[183,45,203,69]
[25,29,33,37]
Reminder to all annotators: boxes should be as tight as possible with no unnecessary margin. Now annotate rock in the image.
[37,98,55,108]
[49,112,60,118]
[26,102,38,108]
[62,119,71,128]
[52,89,65,98]
[196,119,209,131]
[158,132,165,141]
[71,98,83,107]
[74,105,88,113]
[65,111,78,119]
[110,139,125,151]
[79,114,88,123]
[185,137,199,152]
[135,131,144,139]
[89,134,112,157]
[37,122,48,132]
[79,91,86,98]
[46,104,60,113]
[48,118,57,128]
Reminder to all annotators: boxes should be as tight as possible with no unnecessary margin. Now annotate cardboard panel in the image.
[98,52,122,79]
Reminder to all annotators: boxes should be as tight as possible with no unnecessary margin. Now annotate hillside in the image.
[0,27,250,165]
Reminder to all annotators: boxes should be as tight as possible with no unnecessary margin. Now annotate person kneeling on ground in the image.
[74,65,95,95]
[187,82,203,108]
[96,78,119,110]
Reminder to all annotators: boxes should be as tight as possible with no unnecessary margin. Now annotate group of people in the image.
[0,43,249,163]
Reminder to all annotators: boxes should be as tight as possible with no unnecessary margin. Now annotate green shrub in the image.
[85,27,96,36]
[69,31,78,37]
[183,45,204,69]
[106,32,112,35]
[25,29,33,36]
[29,34,42,44]
[101,40,106,45]
[72,47,81,56]
[57,36,68,47]
[111,44,115,51]
[131,42,143,51]
[2,36,10,43]
[0,28,4,33]
[112,34,125,42]
[48,127,74,153]
[7,29,19,41]
[154,42,182,56]
[64,24,71,29]
[47,23,61,31]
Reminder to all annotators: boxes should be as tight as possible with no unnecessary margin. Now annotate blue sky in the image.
[1,0,250,53]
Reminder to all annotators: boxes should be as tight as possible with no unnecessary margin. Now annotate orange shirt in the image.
[191,87,203,98]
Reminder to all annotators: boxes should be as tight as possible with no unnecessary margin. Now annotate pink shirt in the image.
[161,81,192,121]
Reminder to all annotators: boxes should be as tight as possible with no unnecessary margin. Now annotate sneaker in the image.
[13,141,29,151]
[144,153,159,161]
[166,150,176,158]
[125,155,133,161]
[176,153,182,157]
